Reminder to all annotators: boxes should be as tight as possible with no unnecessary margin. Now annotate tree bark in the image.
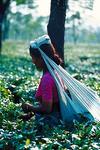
[3,10,10,40]
[47,0,69,65]
[0,0,10,55]
[0,14,3,55]
[0,24,2,55]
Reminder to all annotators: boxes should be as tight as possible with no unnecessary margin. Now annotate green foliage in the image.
[8,11,46,40]
[0,41,100,149]
[15,0,36,7]
[16,0,26,5]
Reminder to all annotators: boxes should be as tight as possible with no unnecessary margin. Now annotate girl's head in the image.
[29,35,62,71]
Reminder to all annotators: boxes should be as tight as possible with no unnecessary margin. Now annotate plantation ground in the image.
[0,41,100,149]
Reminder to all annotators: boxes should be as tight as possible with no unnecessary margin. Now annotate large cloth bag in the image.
[37,46,100,123]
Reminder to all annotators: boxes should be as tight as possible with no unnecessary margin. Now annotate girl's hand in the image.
[21,103,33,113]
[19,112,34,121]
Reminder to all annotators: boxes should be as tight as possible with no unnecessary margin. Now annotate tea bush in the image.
[0,41,100,149]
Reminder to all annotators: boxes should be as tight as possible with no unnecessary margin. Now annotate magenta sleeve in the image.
[41,76,53,101]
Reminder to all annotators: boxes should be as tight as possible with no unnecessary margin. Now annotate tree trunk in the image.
[47,0,69,65]
[3,11,10,40]
[72,19,77,44]
[0,0,10,55]
[0,15,3,55]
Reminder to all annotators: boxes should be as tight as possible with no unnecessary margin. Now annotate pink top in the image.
[35,72,59,103]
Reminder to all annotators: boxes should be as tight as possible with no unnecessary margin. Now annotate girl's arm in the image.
[22,99,53,114]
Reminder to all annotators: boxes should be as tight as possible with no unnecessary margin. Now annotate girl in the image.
[21,35,63,125]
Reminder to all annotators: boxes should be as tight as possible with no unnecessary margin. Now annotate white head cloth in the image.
[30,35,100,123]
[30,35,51,49]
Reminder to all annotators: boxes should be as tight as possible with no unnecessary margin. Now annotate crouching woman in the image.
[21,35,62,126]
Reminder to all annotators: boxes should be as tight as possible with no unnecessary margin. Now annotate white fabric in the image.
[30,35,51,48]
[36,46,100,123]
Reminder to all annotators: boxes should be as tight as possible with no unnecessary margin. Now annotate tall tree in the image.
[0,0,36,55]
[3,9,10,40]
[0,0,10,54]
[47,0,69,65]
[47,0,94,64]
